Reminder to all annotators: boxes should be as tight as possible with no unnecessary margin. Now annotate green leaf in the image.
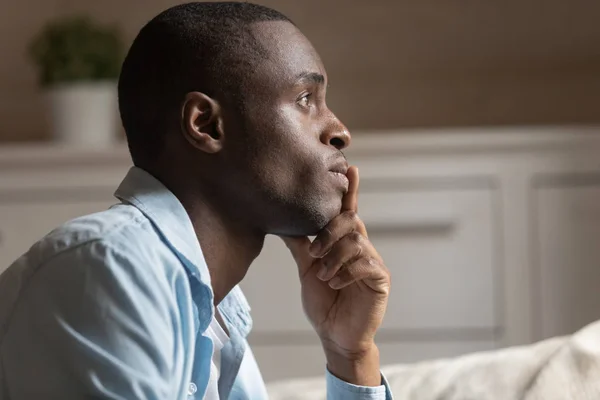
[28,16,124,87]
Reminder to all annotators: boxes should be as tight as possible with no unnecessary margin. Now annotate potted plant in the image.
[29,16,123,148]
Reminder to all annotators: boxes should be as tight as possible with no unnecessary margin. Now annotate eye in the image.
[297,92,312,108]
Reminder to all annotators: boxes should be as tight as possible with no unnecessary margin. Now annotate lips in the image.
[329,171,349,192]
[328,160,349,191]
[329,160,349,175]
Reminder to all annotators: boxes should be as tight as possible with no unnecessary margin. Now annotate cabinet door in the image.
[0,197,115,273]
[243,182,500,381]
[360,188,498,332]
[244,187,499,331]
[534,182,600,339]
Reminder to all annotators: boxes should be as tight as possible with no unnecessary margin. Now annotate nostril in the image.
[329,137,345,149]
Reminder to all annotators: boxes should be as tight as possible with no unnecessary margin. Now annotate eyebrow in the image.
[296,71,325,86]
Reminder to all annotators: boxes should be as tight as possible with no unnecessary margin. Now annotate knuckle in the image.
[349,230,362,243]
[345,231,364,257]
[365,257,377,267]
[354,243,364,259]
[346,210,359,224]
[364,257,380,270]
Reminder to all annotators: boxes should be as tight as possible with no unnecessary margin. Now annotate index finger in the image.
[341,166,360,213]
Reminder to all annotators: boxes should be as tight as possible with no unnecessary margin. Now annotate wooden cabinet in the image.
[361,186,497,331]
[533,177,600,339]
[1,128,600,382]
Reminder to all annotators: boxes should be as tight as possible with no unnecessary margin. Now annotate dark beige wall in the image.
[2,0,600,142]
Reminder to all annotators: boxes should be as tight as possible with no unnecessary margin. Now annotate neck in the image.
[156,171,265,305]
[190,201,265,305]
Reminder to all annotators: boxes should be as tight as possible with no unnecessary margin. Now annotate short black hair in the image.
[118,2,292,166]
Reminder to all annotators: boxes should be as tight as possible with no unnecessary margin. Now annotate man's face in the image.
[219,21,351,236]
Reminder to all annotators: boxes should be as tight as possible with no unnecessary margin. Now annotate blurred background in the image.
[2,0,600,385]
[1,0,600,141]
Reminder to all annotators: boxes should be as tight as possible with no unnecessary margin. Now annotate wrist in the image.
[323,342,381,387]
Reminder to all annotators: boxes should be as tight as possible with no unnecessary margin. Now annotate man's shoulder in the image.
[0,203,180,308]
[15,203,162,267]
[0,204,188,340]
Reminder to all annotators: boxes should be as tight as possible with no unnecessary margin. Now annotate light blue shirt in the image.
[0,167,392,399]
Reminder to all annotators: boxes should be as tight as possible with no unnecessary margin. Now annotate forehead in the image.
[247,21,326,88]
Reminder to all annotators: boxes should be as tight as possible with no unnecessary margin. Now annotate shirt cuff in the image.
[326,369,393,400]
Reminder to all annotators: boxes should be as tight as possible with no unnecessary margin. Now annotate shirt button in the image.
[188,382,197,396]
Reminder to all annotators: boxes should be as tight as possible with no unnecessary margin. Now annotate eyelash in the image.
[297,92,312,108]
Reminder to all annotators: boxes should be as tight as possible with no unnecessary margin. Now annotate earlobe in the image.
[181,91,224,154]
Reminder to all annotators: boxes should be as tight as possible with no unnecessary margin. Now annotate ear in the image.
[180,91,224,154]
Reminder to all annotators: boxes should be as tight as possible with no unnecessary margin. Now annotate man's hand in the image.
[281,166,391,387]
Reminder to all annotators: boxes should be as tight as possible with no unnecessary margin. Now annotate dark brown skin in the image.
[151,20,391,387]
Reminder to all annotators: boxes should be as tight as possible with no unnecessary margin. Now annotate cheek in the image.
[260,149,312,192]
[249,145,323,206]
[249,112,306,168]
[244,104,326,194]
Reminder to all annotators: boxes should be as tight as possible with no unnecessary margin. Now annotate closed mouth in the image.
[329,161,349,176]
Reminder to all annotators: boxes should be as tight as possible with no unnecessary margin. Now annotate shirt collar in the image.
[114,166,252,337]
[114,167,210,283]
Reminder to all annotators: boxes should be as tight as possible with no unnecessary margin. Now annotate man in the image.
[0,2,392,399]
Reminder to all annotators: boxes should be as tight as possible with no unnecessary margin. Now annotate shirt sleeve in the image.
[326,369,394,400]
[1,240,187,400]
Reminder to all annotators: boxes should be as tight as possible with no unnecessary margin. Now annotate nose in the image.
[320,115,351,150]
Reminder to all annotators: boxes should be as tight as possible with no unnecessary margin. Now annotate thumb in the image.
[279,235,314,274]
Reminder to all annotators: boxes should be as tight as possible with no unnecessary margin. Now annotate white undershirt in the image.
[202,315,230,399]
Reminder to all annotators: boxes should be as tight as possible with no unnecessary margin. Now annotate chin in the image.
[266,191,342,236]
[298,218,329,237]
[277,200,340,237]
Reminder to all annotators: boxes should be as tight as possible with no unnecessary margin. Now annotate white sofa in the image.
[267,320,600,400]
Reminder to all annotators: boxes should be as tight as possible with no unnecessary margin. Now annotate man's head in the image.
[119,2,351,237]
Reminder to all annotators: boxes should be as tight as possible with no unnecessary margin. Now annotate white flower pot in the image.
[44,81,118,148]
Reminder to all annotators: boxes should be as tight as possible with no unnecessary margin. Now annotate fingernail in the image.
[329,276,342,289]
[310,240,322,256]
[317,265,328,280]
